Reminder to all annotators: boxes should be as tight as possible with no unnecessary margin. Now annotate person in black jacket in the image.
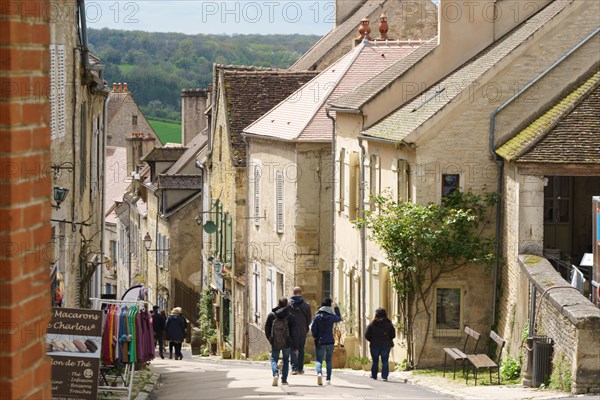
[152,306,166,359]
[310,297,341,385]
[288,286,312,375]
[365,308,396,381]
[165,307,187,360]
[265,297,297,387]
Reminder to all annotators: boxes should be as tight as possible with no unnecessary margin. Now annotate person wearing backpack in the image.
[288,286,312,375]
[265,297,298,387]
[310,297,341,385]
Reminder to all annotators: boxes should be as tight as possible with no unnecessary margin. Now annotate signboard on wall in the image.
[46,308,102,400]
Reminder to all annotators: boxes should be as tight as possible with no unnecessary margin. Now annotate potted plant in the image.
[347,356,363,370]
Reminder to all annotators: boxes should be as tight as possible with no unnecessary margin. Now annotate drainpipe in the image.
[325,109,336,296]
[488,27,600,323]
[100,94,110,294]
[77,0,90,70]
[242,133,251,357]
[358,137,367,358]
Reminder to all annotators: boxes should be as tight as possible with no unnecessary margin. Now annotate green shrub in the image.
[256,352,270,361]
[500,355,521,381]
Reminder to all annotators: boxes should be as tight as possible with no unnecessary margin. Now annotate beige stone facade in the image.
[331,0,599,370]
[49,1,109,307]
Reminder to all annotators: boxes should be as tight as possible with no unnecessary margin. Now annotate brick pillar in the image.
[0,2,53,399]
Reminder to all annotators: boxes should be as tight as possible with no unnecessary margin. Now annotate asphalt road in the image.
[149,349,452,400]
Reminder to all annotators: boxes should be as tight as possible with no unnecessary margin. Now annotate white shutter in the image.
[165,237,170,270]
[338,149,345,212]
[49,45,57,139]
[254,163,260,226]
[266,268,273,312]
[397,159,409,202]
[253,262,261,323]
[56,45,66,138]
[275,171,284,233]
[157,233,162,267]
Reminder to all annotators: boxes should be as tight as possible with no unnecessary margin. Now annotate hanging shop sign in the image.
[46,307,102,400]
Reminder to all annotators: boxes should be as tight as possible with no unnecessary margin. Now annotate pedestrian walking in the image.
[265,297,298,387]
[165,307,187,360]
[152,305,166,359]
[365,308,396,381]
[310,297,341,386]
[288,286,312,375]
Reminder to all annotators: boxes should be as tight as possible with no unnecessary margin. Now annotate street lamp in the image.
[143,232,152,251]
[53,187,69,209]
[144,232,163,305]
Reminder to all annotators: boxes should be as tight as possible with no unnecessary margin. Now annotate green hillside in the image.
[88,29,319,122]
[148,119,182,145]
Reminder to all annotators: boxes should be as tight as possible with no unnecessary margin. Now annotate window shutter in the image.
[275,172,284,233]
[397,159,409,202]
[349,152,359,220]
[165,237,170,270]
[254,164,260,226]
[211,199,217,254]
[338,149,345,212]
[225,213,232,263]
[49,45,57,139]
[157,233,162,266]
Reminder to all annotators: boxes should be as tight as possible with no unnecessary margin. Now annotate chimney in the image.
[112,82,117,92]
[123,82,128,92]
[379,13,389,40]
[117,82,122,92]
[357,18,372,41]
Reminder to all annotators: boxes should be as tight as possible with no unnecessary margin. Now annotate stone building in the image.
[203,66,317,357]
[107,82,160,158]
[291,0,437,71]
[328,0,599,383]
[49,0,110,308]
[242,38,421,357]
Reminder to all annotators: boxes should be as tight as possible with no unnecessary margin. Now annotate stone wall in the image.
[519,255,600,394]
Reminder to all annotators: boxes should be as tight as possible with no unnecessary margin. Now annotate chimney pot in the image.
[379,13,389,40]
[112,82,117,92]
[124,82,128,92]
[117,82,122,92]
[358,17,372,41]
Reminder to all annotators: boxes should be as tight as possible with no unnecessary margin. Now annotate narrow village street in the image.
[148,349,450,400]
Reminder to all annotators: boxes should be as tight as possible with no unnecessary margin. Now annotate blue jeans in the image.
[290,339,306,372]
[270,347,290,381]
[315,344,334,380]
[370,345,391,379]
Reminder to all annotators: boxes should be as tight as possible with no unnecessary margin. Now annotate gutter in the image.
[358,137,367,358]
[325,109,336,297]
[488,27,600,322]
[77,0,90,70]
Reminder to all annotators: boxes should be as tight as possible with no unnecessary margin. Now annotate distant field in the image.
[118,64,136,73]
[148,119,181,144]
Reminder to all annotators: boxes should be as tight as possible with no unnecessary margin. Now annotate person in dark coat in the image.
[288,286,312,375]
[310,297,341,385]
[365,308,396,381]
[165,307,187,360]
[264,297,298,387]
[152,306,166,359]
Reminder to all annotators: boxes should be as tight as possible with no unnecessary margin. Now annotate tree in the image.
[355,190,498,369]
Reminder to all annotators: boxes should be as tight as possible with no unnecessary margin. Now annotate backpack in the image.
[269,316,289,350]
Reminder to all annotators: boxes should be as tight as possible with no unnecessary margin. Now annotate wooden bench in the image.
[466,330,506,386]
[443,326,481,379]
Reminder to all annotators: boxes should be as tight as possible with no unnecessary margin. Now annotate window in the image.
[164,237,170,270]
[397,159,409,202]
[442,174,460,197]
[80,104,88,195]
[266,268,274,310]
[253,162,261,226]
[157,233,163,267]
[252,262,261,324]
[275,171,284,233]
[544,176,571,223]
[434,287,463,336]
[338,149,345,212]
[132,115,138,125]
[225,213,232,263]
[110,240,117,264]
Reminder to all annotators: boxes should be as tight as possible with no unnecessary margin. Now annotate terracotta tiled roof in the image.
[244,42,418,142]
[141,147,188,162]
[361,0,573,142]
[104,146,130,217]
[157,174,203,190]
[222,69,317,166]
[497,72,600,163]
[166,133,208,174]
[290,0,386,71]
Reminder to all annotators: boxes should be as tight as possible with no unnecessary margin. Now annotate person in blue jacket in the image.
[310,297,341,386]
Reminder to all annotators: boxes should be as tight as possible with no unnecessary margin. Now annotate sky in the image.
[85,0,335,35]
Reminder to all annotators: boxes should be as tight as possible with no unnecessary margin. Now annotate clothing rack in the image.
[90,298,147,400]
